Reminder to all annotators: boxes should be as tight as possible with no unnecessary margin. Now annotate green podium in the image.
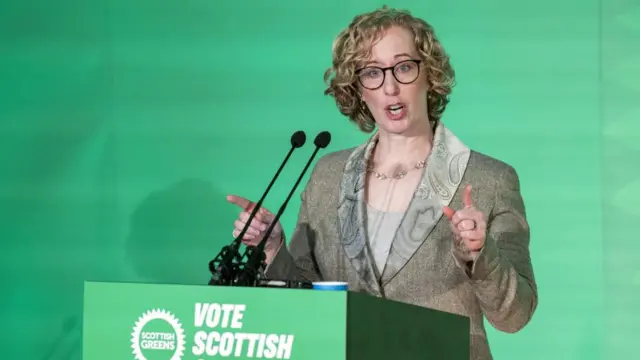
[82,281,470,359]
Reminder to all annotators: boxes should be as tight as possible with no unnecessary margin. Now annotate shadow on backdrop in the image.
[39,315,82,360]
[37,181,238,360]
[125,178,237,285]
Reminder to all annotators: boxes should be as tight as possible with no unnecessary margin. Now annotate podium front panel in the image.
[83,281,347,360]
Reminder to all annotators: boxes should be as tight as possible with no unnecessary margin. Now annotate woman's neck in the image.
[373,125,434,166]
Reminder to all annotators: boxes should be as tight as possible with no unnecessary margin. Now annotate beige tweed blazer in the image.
[265,123,538,360]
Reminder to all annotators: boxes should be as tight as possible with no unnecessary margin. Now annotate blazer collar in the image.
[337,122,471,292]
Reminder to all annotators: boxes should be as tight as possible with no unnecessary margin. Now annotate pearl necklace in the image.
[366,160,427,180]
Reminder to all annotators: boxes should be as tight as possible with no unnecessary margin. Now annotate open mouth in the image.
[387,104,404,114]
[385,103,406,119]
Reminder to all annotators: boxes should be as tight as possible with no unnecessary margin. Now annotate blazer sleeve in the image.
[458,165,538,333]
[264,181,323,283]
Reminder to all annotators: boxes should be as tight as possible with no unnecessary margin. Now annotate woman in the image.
[227,6,537,360]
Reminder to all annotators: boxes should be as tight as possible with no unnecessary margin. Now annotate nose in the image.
[382,70,400,96]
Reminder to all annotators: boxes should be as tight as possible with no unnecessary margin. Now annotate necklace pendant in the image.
[394,170,407,179]
[367,158,427,181]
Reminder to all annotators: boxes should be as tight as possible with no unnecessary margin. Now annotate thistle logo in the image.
[130,309,186,360]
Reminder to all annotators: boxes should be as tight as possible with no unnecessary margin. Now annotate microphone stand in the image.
[208,131,306,285]
[233,131,331,287]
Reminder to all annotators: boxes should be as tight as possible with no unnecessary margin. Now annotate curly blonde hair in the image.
[323,6,455,133]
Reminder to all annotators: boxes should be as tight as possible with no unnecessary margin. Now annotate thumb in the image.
[227,194,253,211]
[463,184,474,208]
[443,206,455,221]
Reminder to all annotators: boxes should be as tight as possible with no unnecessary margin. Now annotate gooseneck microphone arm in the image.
[233,131,332,287]
[208,130,307,286]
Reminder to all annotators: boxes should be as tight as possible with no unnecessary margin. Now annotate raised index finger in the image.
[463,185,474,208]
[227,194,253,211]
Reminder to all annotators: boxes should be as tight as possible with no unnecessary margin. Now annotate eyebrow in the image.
[362,53,414,67]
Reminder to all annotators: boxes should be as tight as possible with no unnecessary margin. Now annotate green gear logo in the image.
[130,309,186,360]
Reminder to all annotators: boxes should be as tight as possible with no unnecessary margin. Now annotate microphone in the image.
[208,130,307,285]
[233,131,332,287]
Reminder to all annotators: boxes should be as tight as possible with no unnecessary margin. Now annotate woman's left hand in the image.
[443,185,486,252]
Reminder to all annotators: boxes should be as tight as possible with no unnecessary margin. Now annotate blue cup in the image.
[312,281,349,291]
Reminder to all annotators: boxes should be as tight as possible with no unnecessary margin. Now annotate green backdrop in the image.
[1,0,638,359]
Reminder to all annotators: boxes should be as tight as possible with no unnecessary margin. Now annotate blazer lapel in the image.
[337,136,382,294]
[380,123,471,286]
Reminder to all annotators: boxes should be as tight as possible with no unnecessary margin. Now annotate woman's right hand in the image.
[227,194,284,263]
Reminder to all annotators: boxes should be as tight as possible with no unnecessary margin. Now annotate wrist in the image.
[264,233,284,264]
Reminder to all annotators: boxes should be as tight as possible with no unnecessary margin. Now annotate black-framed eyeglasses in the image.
[356,59,422,90]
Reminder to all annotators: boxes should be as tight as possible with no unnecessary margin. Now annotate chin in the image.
[377,118,412,134]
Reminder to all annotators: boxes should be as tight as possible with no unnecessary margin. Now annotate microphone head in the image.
[314,131,331,148]
[291,131,306,148]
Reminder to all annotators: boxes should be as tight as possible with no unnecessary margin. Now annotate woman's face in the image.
[359,26,429,135]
